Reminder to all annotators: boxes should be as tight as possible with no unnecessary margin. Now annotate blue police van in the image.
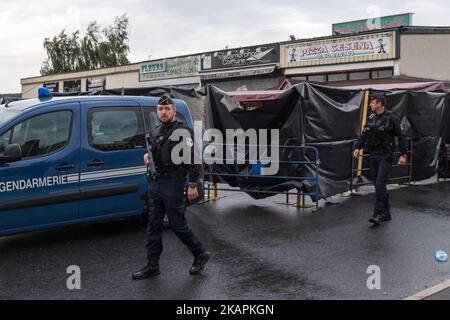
[0,91,194,236]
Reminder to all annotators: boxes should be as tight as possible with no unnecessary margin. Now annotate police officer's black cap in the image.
[158,94,174,106]
[370,92,386,102]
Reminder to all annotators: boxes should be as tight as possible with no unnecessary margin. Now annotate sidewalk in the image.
[405,280,450,300]
[426,287,450,300]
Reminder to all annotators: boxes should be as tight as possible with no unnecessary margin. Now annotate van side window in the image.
[0,130,11,153]
[89,108,145,151]
[5,111,72,159]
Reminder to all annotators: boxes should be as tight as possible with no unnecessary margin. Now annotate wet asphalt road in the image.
[1,181,450,300]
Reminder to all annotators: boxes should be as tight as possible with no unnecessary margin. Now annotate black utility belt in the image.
[369,151,393,155]
[367,150,393,156]
[156,171,183,179]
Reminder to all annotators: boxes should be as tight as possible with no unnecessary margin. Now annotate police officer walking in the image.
[132,94,210,280]
[353,92,408,226]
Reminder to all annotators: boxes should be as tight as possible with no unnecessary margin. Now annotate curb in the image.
[404,279,450,300]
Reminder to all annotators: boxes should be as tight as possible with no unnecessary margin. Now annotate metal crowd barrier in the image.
[439,144,450,181]
[350,139,413,193]
[201,144,321,209]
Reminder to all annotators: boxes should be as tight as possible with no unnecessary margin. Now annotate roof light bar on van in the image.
[38,87,53,100]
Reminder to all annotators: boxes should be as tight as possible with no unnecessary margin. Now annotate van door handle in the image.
[87,159,105,167]
[56,163,75,171]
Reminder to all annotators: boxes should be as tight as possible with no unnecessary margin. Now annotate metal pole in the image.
[207,181,211,201]
[350,142,355,193]
[409,140,413,185]
[212,182,217,201]
[314,147,320,209]
[357,90,370,178]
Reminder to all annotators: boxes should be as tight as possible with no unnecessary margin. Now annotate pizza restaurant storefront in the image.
[280,30,400,87]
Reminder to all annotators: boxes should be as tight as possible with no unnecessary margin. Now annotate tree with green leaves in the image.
[99,15,130,68]
[40,14,130,76]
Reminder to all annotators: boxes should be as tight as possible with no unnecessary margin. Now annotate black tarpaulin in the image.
[295,84,364,197]
[375,91,447,181]
[206,84,365,199]
[205,86,305,199]
[444,94,450,146]
[406,92,446,180]
[205,84,450,200]
[440,94,450,178]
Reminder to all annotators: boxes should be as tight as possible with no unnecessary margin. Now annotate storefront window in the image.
[308,75,326,83]
[328,73,348,82]
[349,72,370,80]
[372,69,394,79]
[64,80,81,94]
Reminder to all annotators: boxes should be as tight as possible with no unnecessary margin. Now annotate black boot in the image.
[369,213,380,226]
[131,262,160,280]
[379,210,392,221]
[189,250,210,275]
[380,201,392,221]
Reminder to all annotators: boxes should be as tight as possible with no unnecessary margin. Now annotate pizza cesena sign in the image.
[201,44,280,70]
[283,31,397,67]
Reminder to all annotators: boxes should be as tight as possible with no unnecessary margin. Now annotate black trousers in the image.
[369,153,393,216]
[145,177,203,263]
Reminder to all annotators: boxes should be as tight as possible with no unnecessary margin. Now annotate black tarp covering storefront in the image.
[438,93,450,178]
[205,85,306,199]
[206,84,450,200]
[206,84,364,199]
[296,84,364,198]
[385,91,447,181]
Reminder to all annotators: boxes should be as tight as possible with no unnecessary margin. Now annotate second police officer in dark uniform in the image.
[353,92,408,226]
[132,94,210,280]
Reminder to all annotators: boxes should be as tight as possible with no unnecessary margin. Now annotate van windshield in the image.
[0,105,20,127]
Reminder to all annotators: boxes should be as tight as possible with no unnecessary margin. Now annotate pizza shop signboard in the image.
[283,32,397,67]
[139,56,200,82]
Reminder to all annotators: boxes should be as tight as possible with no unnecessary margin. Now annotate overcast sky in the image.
[0,0,449,93]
